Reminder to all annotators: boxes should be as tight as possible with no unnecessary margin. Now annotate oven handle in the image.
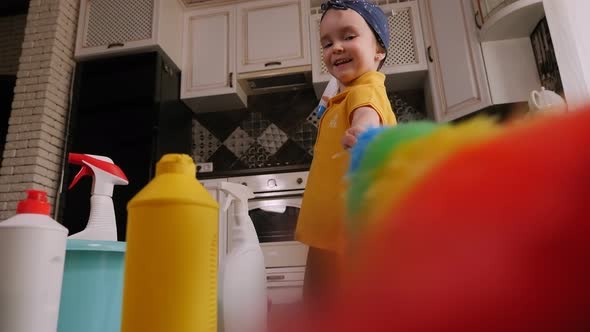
[248,198,302,211]
[251,189,304,199]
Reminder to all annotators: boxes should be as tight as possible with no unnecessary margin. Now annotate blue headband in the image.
[320,0,390,51]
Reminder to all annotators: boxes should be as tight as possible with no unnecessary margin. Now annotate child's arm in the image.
[342,106,381,149]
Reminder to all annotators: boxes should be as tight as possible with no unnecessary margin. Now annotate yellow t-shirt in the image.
[295,71,397,252]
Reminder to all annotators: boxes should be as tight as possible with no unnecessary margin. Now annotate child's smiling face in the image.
[320,8,385,87]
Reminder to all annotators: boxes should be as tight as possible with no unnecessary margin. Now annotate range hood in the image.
[237,65,312,95]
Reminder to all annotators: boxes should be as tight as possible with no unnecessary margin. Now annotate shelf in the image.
[478,0,545,42]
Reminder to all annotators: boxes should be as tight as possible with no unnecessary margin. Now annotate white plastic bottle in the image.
[0,190,68,332]
[316,76,339,119]
[219,182,268,332]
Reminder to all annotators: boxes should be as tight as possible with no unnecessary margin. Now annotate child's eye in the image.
[344,35,356,40]
[322,42,333,48]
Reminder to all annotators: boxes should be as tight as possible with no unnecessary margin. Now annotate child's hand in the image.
[342,107,381,149]
[341,126,366,149]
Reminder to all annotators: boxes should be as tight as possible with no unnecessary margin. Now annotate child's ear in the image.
[375,53,385,61]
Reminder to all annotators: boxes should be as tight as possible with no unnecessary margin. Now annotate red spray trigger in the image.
[68,153,128,190]
[68,164,93,189]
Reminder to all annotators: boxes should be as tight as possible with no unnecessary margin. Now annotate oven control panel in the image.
[227,171,308,194]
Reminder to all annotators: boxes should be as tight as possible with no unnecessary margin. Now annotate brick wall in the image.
[0,15,27,76]
[0,0,79,220]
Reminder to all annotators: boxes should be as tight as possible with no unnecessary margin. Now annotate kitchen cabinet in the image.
[266,266,305,306]
[58,52,192,241]
[74,0,183,68]
[419,0,492,122]
[420,0,542,122]
[236,0,311,73]
[310,0,428,96]
[181,5,247,113]
[475,0,545,41]
[542,0,590,106]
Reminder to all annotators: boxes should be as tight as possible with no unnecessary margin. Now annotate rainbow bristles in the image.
[346,117,503,238]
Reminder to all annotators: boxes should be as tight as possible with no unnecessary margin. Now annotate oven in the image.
[225,171,309,306]
[226,171,309,268]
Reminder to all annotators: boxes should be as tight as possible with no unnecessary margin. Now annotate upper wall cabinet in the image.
[419,0,491,122]
[180,5,247,113]
[310,0,428,96]
[74,0,183,69]
[420,0,542,122]
[474,0,545,41]
[236,0,311,73]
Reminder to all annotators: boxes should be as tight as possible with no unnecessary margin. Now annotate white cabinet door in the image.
[310,1,427,95]
[420,0,492,122]
[236,0,311,73]
[181,5,247,113]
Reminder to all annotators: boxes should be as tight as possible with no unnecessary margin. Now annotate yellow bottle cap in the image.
[155,154,196,177]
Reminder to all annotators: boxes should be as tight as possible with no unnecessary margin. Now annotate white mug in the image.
[528,87,567,112]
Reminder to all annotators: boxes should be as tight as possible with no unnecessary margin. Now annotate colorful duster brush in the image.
[276,106,590,332]
[346,116,504,238]
[340,107,590,331]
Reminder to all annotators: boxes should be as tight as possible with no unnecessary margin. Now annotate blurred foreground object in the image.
[276,104,590,332]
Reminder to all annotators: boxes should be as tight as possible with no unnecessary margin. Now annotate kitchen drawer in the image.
[261,242,308,268]
[266,267,305,284]
[267,285,303,305]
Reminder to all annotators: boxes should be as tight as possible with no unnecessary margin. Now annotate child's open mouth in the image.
[333,58,352,67]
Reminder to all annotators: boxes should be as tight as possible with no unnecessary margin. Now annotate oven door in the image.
[227,192,308,268]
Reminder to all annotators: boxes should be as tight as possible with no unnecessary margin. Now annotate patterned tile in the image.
[207,145,244,172]
[261,88,319,133]
[274,139,311,165]
[192,119,221,162]
[390,93,426,123]
[190,88,426,173]
[241,112,271,138]
[223,127,255,158]
[193,109,246,141]
[239,142,276,169]
[291,121,317,154]
[257,124,289,155]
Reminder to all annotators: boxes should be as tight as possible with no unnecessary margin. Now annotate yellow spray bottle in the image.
[120,154,218,332]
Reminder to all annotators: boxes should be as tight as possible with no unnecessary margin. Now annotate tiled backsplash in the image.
[192,87,425,173]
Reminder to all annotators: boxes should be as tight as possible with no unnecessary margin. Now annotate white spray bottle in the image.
[316,75,339,119]
[67,153,128,241]
[219,182,267,332]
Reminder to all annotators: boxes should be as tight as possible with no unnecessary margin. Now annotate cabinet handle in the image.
[474,10,483,29]
[107,42,124,48]
[266,275,286,281]
[427,46,433,62]
[264,61,282,67]
[228,72,233,88]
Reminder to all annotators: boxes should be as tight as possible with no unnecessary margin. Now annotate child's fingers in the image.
[341,134,357,149]
[342,127,366,149]
[347,126,366,137]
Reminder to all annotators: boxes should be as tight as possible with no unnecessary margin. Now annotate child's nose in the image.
[332,42,344,53]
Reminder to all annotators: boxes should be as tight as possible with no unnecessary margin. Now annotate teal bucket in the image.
[57,240,126,332]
